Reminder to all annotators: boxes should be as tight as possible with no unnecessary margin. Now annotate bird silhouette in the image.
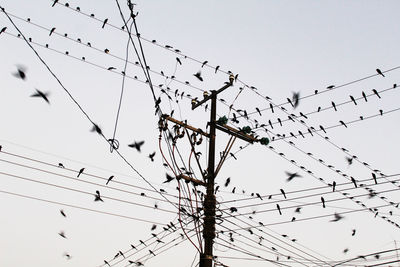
[321,197,326,208]
[49,27,56,36]
[106,175,114,185]
[176,57,182,65]
[148,151,156,162]
[294,207,302,213]
[280,189,287,199]
[60,209,66,217]
[330,212,344,222]
[372,173,377,184]
[331,101,337,111]
[149,250,156,256]
[327,85,335,89]
[151,224,157,231]
[332,181,336,192]
[292,92,300,108]
[94,190,103,202]
[128,141,145,152]
[215,65,220,73]
[77,168,85,178]
[351,229,356,236]
[339,120,347,128]
[224,177,231,187]
[0,27,6,34]
[102,18,108,28]
[193,71,203,81]
[346,157,353,165]
[256,193,263,200]
[13,65,27,80]
[376,68,385,77]
[163,173,174,183]
[91,124,102,135]
[230,207,238,213]
[285,171,301,182]
[276,204,282,215]
[362,91,367,102]
[372,89,381,98]
[351,177,357,188]
[58,163,65,168]
[58,231,67,238]
[104,260,110,266]
[349,95,357,105]
[51,0,58,7]
[63,253,71,260]
[201,61,208,68]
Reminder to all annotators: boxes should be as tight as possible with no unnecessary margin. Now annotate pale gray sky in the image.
[1,1,400,266]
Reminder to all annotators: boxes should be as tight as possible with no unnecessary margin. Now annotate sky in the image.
[1,1,400,266]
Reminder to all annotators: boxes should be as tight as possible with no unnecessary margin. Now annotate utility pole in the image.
[163,75,266,267]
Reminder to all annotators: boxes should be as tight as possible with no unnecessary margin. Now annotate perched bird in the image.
[13,65,27,80]
[0,27,6,34]
[193,71,203,81]
[49,27,56,36]
[230,153,237,160]
[107,67,116,70]
[77,168,85,178]
[94,190,103,202]
[60,209,66,217]
[332,181,336,192]
[104,260,111,267]
[376,68,385,77]
[327,85,335,89]
[106,175,114,185]
[63,253,71,260]
[51,0,58,7]
[224,177,231,187]
[276,204,282,215]
[148,151,156,162]
[280,189,287,199]
[339,120,347,128]
[102,18,108,29]
[215,65,220,73]
[351,229,356,236]
[331,101,337,111]
[255,107,262,116]
[285,171,301,182]
[91,124,102,135]
[349,95,357,105]
[372,173,377,184]
[256,193,263,200]
[230,207,238,213]
[319,125,326,133]
[201,60,208,68]
[151,224,157,231]
[330,212,344,222]
[362,91,367,102]
[351,177,357,188]
[321,197,326,208]
[149,250,156,256]
[163,173,174,183]
[372,89,381,98]
[128,140,145,152]
[58,163,65,168]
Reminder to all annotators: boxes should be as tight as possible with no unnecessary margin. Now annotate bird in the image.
[372,89,381,98]
[58,163,65,168]
[350,95,357,105]
[256,193,263,200]
[362,91,367,102]
[106,175,114,185]
[331,101,337,111]
[77,168,85,178]
[319,125,326,133]
[94,190,103,202]
[285,171,301,182]
[294,207,302,213]
[149,250,156,256]
[0,27,6,35]
[280,189,287,199]
[346,157,353,165]
[91,124,102,135]
[163,173,174,183]
[327,85,335,89]
[63,253,71,260]
[30,89,50,104]
[201,60,208,68]
[224,177,231,187]
[148,151,156,162]
[276,204,282,215]
[176,57,182,65]
[321,197,326,208]
[102,18,108,28]
[255,107,262,116]
[351,177,357,188]
[230,207,238,213]
[51,0,58,7]
[339,120,347,128]
[58,231,67,238]
[107,67,116,70]
[128,140,145,152]
[351,229,356,236]
[104,260,111,266]
[193,71,203,81]
[292,92,300,108]
[60,209,66,217]
[151,224,157,231]
[330,212,344,222]
[332,181,336,192]
[230,153,237,160]
[13,66,27,80]
[376,68,385,77]
[372,173,377,184]
[215,65,220,73]
[49,27,56,36]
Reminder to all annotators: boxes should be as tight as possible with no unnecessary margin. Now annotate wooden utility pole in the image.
[164,75,263,267]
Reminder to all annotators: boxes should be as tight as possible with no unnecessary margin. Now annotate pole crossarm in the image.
[178,174,206,187]
[215,124,258,143]
[163,115,209,138]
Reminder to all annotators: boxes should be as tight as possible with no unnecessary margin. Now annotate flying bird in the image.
[13,66,27,80]
[163,173,174,183]
[106,175,114,185]
[330,212,344,222]
[193,71,203,81]
[292,92,300,108]
[77,168,85,178]
[224,177,231,187]
[285,171,301,182]
[352,229,356,236]
[128,140,145,152]
[346,157,353,165]
[58,231,67,238]
[90,124,102,135]
[294,207,302,213]
[376,68,385,77]
[60,209,66,217]
[176,57,182,65]
[151,224,157,231]
[148,151,156,162]
[31,89,50,104]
